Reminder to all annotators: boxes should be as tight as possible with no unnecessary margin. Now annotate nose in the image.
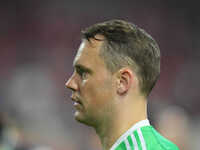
[65,73,78,91]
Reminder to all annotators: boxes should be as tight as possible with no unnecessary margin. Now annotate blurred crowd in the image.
[0,0,200,150]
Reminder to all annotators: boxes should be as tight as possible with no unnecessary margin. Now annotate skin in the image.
[66,35,147,150]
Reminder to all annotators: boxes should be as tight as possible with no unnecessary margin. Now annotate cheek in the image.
[82,77,114,108]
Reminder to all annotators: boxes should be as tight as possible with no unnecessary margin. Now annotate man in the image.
[66,19,179,150]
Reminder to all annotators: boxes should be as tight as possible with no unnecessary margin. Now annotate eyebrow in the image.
[74,64,93,74]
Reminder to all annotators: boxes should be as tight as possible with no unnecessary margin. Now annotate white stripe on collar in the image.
[110,119,150,150]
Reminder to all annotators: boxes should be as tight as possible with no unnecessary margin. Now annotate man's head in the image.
[81,19,160,97]
[66,19,160,126]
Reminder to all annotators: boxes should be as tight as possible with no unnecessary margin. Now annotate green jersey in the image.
[110,120,179,150]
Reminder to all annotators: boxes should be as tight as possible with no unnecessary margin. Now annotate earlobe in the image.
[117,83,127,95]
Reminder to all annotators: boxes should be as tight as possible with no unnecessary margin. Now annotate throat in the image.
[95,123,117,150]
[94,113,147,150]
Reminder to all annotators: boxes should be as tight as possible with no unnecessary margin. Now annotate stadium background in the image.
[0,0,199,149]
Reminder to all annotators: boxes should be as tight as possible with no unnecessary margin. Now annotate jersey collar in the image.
[110,119,150,150]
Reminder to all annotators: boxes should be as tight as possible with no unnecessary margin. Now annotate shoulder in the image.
[141,126,180,150]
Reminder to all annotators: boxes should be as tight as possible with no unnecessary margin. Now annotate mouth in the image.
[71,96,82,105]
[71,96,83,110]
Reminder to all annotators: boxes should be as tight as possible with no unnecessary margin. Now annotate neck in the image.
[95,95,147,150]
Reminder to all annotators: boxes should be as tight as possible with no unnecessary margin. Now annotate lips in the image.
[71,96,83,110]
[71,95,82,105]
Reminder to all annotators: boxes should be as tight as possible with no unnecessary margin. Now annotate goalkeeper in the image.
[66,19,179,150]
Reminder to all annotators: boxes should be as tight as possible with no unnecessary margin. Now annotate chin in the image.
[74,111,97,127]
[74,111,88,124]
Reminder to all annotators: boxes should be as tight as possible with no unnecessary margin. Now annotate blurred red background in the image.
[0,0,199,150]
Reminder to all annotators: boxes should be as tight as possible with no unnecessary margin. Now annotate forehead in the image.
[73,37,104,67]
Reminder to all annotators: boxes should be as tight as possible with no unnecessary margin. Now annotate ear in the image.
[116,68,134,95]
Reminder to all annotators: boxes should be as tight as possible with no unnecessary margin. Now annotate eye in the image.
[76,68,88,80]
[81,72,88,79]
